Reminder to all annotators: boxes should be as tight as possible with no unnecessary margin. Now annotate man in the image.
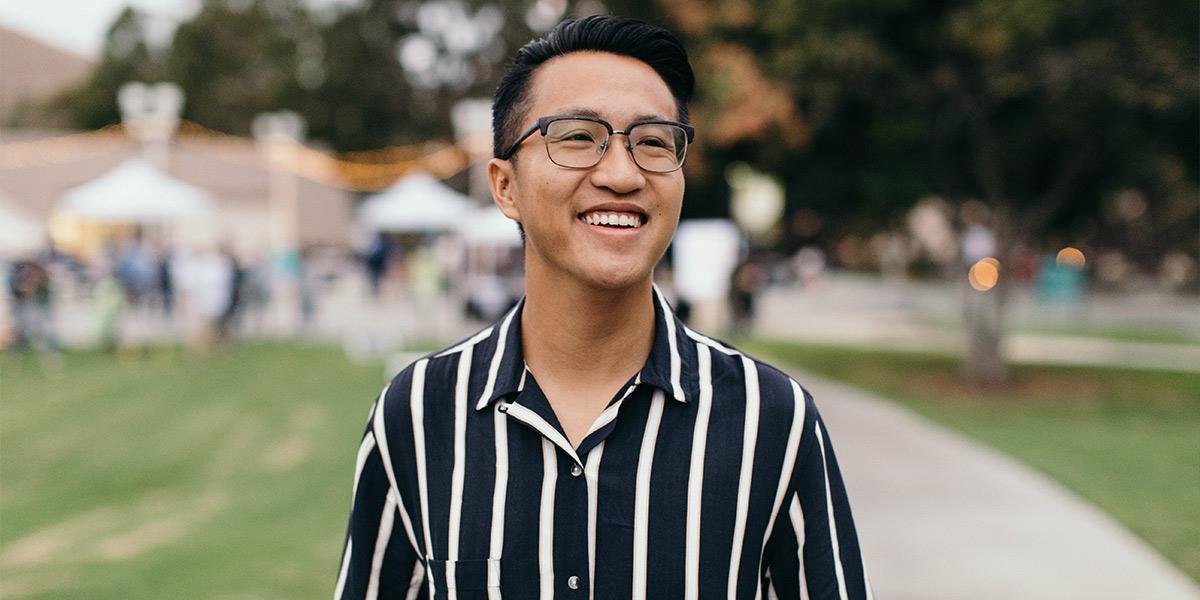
[335,16,869,599]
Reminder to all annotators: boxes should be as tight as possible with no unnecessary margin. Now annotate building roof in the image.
[0,26,93,122]
[0,130,354,249]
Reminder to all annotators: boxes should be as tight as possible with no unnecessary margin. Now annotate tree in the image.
[50,7,161,129]
[633,0,1197,385]
[162,0,321,137]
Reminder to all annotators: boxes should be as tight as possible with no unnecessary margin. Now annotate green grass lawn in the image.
[3,341,1198,596]
[1,344,386,599]
[741,339,1200,584]
[1014,324,1200,345]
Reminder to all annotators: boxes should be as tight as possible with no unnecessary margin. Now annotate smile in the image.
[578,211,645,229]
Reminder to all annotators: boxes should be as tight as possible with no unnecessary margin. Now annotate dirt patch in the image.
[0,572,79,599]
[92,491,227,562]
[0,505,123,567]
[904,371,1107,405]
[0,490,228,568]
[260,405,323,473]
[261,437,311,472]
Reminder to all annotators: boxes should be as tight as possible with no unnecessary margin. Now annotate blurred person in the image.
[156,244,176,319]
[240,254,272,335]
[217,246,244,341]
[116,233,158,307]
[463,272,514,322]
[730,256,768,336]
[792,245,828,287]
[93,268,125,353]
[299,251,321,331]
[6,255,60,358]
[364,232,389,299]
[172,245,234,351]
[90,240,120,297]
[335,16,868,599]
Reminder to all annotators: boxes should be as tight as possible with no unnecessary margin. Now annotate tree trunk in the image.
[959,87,1013,388]
[963,206,1012,388]
[963,274,1008,387]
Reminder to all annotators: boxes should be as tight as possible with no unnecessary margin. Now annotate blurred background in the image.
[0,0,1197,598]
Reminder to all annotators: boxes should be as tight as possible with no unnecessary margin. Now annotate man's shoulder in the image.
[377,325,498,409]
[689,332,814,412]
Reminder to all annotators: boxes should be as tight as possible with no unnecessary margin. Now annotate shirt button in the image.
[570,464,583,477]
[497,404,508,413]
[567,575,580,590]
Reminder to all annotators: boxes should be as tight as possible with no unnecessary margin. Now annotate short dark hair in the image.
[491,15,695,161]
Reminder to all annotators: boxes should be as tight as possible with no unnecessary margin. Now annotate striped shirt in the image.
[335,287,870,599]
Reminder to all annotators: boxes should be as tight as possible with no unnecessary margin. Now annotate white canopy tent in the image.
[455,206,524,322]
[60,158,214,222]
[456,206,522,246]
[357,171,476,233]
[0,194,46,259]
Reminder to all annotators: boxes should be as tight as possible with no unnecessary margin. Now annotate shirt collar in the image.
[473,285,697,411]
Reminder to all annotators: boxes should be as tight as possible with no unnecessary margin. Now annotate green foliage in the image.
[73,0,547,151]
[45,0,1197,254]
[163,0,320,137]
[622,0,1198,251]
[49,8,161,129]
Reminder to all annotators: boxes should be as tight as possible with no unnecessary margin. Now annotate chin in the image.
[577,262,651,291]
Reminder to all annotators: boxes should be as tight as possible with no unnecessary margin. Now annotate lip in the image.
[576,202,649,237]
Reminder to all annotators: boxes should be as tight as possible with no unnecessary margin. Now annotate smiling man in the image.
[335,16,869,600]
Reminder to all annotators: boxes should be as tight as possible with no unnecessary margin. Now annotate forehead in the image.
[524,51,678,123]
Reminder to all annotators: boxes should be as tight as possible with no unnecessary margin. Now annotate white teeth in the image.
[581,211,643,228]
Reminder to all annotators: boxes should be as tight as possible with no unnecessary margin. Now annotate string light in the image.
[0,124,128,169]
[0,120,476,191]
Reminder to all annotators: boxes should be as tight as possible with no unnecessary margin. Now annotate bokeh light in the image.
[1057,246,1086,269]
[968,257,1000,291]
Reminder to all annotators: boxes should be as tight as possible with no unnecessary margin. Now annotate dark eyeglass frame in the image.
[499,114,697,173]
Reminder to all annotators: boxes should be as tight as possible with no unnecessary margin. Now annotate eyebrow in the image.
[554,107,672,123]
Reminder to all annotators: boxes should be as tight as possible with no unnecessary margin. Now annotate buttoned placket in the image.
[498,375,645,597]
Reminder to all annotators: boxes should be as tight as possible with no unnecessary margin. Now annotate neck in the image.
[521,263,656,387]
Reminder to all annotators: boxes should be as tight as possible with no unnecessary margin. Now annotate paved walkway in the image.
[789,367,1200,599]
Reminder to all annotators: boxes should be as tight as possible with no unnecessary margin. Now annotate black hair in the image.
[491,15,695,161]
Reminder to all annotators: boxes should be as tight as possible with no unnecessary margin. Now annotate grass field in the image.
[1014,324,1200,345]
[741,339,1200,583]
[3,341,1197,596]
[1,344,386,599]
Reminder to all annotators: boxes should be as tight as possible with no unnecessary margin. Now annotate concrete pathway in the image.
[787,366,1200,600]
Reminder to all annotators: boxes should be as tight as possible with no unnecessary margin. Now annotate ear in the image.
[488,158,522,222]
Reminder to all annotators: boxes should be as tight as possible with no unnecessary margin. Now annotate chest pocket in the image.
[426,558,500,593]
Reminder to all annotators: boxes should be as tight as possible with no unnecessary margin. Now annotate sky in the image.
[0,0,201,58]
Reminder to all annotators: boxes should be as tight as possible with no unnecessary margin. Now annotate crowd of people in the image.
[2,236,273,356]
[2,230,521,357]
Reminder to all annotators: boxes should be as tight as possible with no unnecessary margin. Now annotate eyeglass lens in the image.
[544,119,687,172]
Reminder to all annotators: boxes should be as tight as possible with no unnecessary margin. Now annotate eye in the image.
[564,131,596,142]
[550,129,598,144]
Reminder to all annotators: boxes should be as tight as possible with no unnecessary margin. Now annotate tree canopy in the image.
[42,0,1198,263]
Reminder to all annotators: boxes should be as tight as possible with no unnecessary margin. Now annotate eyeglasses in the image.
[500,115,696,173]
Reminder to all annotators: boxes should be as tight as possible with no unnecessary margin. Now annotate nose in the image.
[589,134,645,194]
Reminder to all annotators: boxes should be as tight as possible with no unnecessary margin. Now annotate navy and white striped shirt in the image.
[335,288,870,599]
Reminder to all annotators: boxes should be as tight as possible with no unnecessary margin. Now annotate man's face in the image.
[490,51,685,291]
